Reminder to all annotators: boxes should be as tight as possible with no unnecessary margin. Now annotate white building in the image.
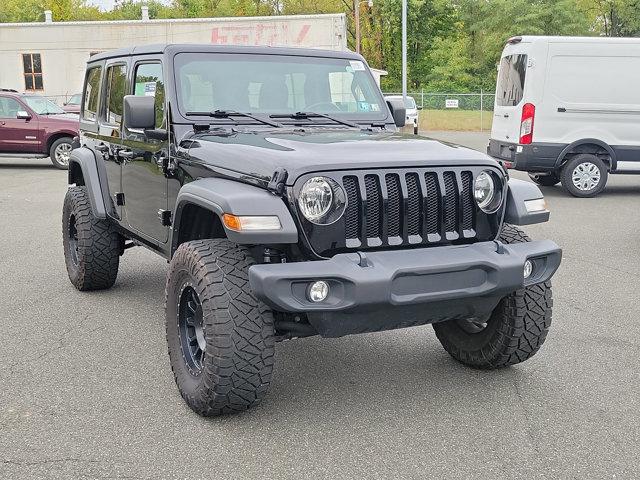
[0,11,347,104]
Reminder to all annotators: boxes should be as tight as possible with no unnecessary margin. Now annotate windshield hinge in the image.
[267,168,288,195]
[193,123,210,132]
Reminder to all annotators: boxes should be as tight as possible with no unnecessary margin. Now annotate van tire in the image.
[528,172,560,187]
[560,154,608,197]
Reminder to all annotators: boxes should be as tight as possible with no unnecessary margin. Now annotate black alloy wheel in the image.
[67,213,79,267]
[178,285,206,374]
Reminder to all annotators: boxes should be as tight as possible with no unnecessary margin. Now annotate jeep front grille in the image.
[294,167,503,257]
[341,170,476,247]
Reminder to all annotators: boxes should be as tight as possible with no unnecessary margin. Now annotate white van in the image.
[488,36,640,197]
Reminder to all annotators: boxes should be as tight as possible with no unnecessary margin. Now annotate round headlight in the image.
[298,177,346,224]
[474,171,500,212]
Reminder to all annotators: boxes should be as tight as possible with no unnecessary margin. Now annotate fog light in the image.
[308,281,329,302]
[524,260,533,279]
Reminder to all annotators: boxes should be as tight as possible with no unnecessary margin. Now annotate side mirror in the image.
[417,105,423,110]
[16,111,31,120]
[386,99,406,128]
[123,95,155,130]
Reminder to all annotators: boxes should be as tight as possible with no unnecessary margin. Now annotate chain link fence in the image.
[383,91,496,132]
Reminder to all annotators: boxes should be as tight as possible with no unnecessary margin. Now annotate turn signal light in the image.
[222,214,281,232]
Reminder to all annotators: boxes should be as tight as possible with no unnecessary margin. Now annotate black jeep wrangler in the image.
[63,44,562,416]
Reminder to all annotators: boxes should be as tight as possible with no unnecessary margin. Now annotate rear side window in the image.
[105,64,128,127]
[133,62,165,128]
[82,66,102,121]
[496,54,527,107]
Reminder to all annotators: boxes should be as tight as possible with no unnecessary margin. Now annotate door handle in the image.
[0,121,5,126]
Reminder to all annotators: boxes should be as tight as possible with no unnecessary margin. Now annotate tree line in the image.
[1,0,639,92]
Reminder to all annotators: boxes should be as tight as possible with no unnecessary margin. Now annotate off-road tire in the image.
[165,239,275,417]
[528,172,560,187]
[432,224,553,369]
[50,137,73,170]
[62,186,121,291]
[560,154,608,197]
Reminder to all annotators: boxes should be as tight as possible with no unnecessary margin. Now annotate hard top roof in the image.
[89,44,363,63]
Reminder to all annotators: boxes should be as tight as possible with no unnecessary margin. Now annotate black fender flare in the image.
[555,138,616,170]
[68,147,107,219]
[171,178,298,256]
[503,178,549,226]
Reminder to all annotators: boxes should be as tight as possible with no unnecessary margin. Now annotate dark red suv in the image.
[0,89,79,169]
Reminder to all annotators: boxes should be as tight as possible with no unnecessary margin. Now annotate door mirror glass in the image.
[123,95,156,130]
[386,99,406,127]
[16,110,31,120]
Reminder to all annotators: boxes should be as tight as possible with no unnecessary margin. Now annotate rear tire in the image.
[432,225,553,369]
[528,172,560,187]
[560,154,608,197]
[165,239,275,417]
[50,137,73,170]
[62,186,121,291]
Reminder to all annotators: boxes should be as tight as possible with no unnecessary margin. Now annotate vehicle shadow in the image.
[539,184,640,198]
[220,327,534,424]
[0,163,56,170]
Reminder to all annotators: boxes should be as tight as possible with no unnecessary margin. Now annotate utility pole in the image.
[354,0,361,54]
[401,0,407,101]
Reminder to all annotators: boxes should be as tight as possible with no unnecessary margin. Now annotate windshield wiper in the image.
[185,110,283,128]
[269,111,360,129]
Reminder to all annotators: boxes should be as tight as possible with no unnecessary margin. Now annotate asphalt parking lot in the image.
[1,132,639,479]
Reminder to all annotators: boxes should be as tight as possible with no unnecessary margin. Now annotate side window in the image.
[0,97,24,118]
[104,64,128,127]
[82,66,102,121]
[133,63,165,128]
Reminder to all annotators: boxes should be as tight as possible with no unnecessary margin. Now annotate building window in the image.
[22,53,43,91]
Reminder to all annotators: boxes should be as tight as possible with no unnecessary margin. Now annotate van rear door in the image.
[492,53,529,143]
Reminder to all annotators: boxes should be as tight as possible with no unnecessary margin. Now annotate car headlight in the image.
[474,170,502,213]
[298,176,346,225]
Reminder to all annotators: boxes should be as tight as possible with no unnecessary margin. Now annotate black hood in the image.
[184,128,497,186]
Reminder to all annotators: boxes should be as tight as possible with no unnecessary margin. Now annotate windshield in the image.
[67,94,82,105]
[174,53,387,122]
[404,97,416,109]
[23,96,65,115]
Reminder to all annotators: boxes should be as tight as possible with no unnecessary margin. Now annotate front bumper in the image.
[249,240,562,337]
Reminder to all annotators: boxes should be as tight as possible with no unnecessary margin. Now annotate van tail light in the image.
[519,103,535,145]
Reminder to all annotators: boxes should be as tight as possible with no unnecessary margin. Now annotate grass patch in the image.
[418,109,493,132]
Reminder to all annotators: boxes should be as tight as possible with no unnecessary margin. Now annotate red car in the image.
[0,89,79,169]
[62,93,82,114]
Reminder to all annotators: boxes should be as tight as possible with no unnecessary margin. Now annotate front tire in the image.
[62,186,121,291]
[432,225,553,369]
[50,137,73,170]
[165,239,275,417]
[560,154,608,197]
